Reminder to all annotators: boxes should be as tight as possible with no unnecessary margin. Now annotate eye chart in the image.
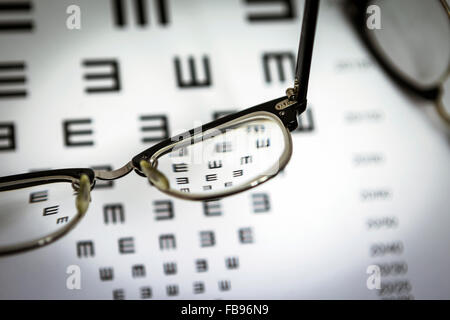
[0,0,449,299]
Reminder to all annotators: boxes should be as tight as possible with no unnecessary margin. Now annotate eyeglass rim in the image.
[145,110,293,201]
[131,96,303,172]
[0,180,90,257]
[347,0,448,97]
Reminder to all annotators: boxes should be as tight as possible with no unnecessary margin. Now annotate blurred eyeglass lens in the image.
[0,183,79,249]
[154,115,289,196]
[368,0,449,89]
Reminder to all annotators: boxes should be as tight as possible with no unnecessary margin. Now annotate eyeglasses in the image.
[0,1,320,256]
[348,0,450,125]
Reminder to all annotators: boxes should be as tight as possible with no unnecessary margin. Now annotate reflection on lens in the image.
[0,183,80,252]
[152,112,291,199]
[368,0,449,89]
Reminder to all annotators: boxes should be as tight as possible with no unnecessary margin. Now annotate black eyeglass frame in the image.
[345,0,450,124]
[0,0,319,256]
[1,0,319,195]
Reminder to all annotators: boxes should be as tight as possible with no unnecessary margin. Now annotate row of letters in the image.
[112,279,233,299]
[0,108,314,151]
[76,229,255,257]
[0,54,299,99]
[0,0,298,32]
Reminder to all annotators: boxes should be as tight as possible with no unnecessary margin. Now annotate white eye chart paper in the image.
[0,0,449,299]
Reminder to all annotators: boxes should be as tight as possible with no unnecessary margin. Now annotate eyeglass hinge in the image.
[275,79,300,111]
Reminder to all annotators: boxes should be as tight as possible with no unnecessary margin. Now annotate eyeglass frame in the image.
[0,0,319,256]
[346,0,450,124]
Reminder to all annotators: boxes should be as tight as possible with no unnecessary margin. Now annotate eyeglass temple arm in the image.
[294,0,319,103]
[0,168,95,192]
